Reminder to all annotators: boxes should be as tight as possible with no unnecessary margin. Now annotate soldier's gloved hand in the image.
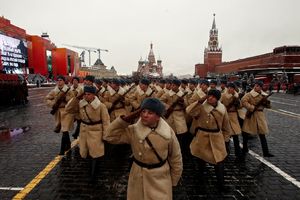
[122,109,142,123]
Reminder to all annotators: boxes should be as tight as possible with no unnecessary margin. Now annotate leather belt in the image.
[195,127,220,133]
[80,120,102,125]
[132,157,167,169]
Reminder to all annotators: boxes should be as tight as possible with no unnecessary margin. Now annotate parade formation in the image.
[40,74,276,199]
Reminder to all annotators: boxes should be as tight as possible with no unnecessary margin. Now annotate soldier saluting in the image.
[241,80,274,157]
[105,98,182,200]
[186,89,231,191]
[45,75,74,155]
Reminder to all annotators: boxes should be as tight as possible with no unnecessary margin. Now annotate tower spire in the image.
[212,13,216,29]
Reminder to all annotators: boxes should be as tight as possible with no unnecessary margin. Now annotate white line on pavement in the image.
[0,187,24,191]
[271,100,297,106]
[277,109,300,117]
[249,150,300,189]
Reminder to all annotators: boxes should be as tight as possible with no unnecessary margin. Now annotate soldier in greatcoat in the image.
[70,76,84,139]
[45,75,74,155]
[220,82,242,158]
[186,89,231,191]
[129,78,155,111]
[104,98,182,200]
[188,80,209,134]
[160,79,189,154]
[65,85,110,179]
[241,81,274,157]
[102,78,129,121]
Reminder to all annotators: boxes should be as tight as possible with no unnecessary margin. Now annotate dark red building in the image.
[195,15,300,83]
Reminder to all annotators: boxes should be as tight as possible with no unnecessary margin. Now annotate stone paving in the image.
[0,88,300,199]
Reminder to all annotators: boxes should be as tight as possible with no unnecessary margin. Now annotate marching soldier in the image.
[209,80,218,90]
[220,82,242,158]
[154,79,166,98]
[160,79,189,153]
[70,76,84,139]
[241,81,274,157]
[104,98,182,200]
[130,78,155,111]
[65,85,110,180]
[186,89,231,191]
[103,78,129,121]
[220,80,228,93]
[188,80,210,134]
[45,75,74,155]
[188,80,209,105]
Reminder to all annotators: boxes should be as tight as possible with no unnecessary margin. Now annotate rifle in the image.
[108,86,134,113]
[226,95,240,111]
[50,88,70,115]
[245,92,273,118]
[164,92,188,119]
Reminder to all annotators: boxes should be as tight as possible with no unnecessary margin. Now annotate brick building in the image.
[195,15,300,83]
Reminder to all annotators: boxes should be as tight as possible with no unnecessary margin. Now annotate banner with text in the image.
[0,33,28,74]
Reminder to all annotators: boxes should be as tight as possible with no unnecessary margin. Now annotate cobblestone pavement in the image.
[0,88,300,199]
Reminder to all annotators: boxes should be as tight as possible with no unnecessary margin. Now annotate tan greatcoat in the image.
[187,88,207,134]
[129,85,155,110]
[66,97,110,158]
[220,91,242,135]
[103,85,128,121]
[45,84,74,132]
[186,100,231,164]
[160,90,188,134]
[105,117,183,200]
[241,90,271,135]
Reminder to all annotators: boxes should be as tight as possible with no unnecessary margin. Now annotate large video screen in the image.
[0,33,28,74]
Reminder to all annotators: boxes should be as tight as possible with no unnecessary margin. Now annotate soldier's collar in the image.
[134,118,172,140]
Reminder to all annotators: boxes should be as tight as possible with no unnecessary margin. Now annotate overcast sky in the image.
[1,0,300,76]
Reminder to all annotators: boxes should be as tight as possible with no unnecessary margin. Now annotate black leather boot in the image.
[259,134,274,157]
[215,162,225,192]
[63,132,71,152]
[232,135,242,157]
[59,133,66,155]
[90,158,98,182]
[72,120,81,139]
[242,132,249,154]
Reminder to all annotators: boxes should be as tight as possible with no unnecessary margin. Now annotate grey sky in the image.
[1,0,300,76]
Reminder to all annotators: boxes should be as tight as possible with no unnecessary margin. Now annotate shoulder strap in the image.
[145,136,163,162]
[210,110,220,131]
[83,106,94,123]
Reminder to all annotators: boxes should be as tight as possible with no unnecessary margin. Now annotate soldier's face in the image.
[57,79,65,87]
[84,92,95,102]
[165,83,172,90]
[171,84,179,91]
[73,79,79,86]
[210,83,217,89]
[139,83,148,92]
[189,84,196,90]
[228,87,235,94]
[202,84,209,91]
[254,84,262,93]
[207,95,218,106]
[140,109,160,127]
